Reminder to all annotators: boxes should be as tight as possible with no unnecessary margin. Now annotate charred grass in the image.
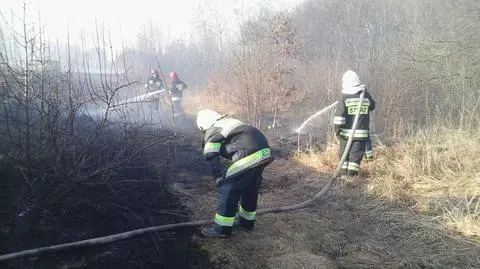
[0,129,213,269]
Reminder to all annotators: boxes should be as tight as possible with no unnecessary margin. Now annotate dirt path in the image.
[170,133,480,269]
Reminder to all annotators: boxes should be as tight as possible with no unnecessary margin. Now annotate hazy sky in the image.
[2,0,303,49]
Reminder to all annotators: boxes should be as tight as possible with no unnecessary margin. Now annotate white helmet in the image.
[196,109,223,132]
[342,70,361,89]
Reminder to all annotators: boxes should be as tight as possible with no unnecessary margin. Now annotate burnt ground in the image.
[0,117,216,269]
[0,110,296,269]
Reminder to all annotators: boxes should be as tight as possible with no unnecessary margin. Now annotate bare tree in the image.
[0,3,174,213]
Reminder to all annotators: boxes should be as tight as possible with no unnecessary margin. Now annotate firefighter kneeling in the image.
[333,70,376,176]
[196,109,274,238]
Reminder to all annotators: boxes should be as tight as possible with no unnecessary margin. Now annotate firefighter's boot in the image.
[233,216,254,232]
[201,226,230,238]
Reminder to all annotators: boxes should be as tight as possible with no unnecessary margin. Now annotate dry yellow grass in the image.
[294,127,480,239]
[293,143,339,174]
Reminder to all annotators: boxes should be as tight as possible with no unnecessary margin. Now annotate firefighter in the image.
[333,70,376,176]
[169,72,187,117]
[196,109,274,238]
[144,69,165,93]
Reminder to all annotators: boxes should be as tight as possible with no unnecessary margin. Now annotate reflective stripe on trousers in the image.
[342,162,360,171]
[239,205,256,221]
[214,213,235,226]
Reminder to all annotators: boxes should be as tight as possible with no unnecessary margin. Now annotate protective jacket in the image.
[170,78,187,98]
[146,76,164,92]
[333,87,375,140]
[202,116,273,185]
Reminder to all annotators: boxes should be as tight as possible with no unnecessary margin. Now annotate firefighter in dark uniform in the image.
[144,69,165,92]
[196,109,274,238]
[143,69,166,120]
[169,72,187,117]
[333,70,376,176]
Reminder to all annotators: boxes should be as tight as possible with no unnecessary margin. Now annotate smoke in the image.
[82,87,199,134]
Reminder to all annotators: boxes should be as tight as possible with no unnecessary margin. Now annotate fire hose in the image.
[0,91,366,262]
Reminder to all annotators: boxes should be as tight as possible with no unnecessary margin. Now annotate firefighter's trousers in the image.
[211,166,263,235]
[171,95,183,117]
[339,138,367,176]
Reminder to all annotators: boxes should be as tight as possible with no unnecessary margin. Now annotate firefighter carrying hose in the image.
[143,69,166,120]
[333,70,376,176]
[196,109,274,238]
[144,69,165,93]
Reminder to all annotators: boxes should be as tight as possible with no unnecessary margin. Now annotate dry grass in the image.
[295,127,480,240]
[266,251,338,269]
[293,143,339,174]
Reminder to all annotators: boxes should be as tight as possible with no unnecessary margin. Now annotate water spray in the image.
[294,101,338,151]
[85,89,166,121]
[113,89,166,107]
[295,101,338,134]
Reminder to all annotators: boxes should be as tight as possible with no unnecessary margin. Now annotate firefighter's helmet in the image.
[196,109,222,132]
[151,69,160,76]
[342,70,361,89]
[169,72,178,80]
